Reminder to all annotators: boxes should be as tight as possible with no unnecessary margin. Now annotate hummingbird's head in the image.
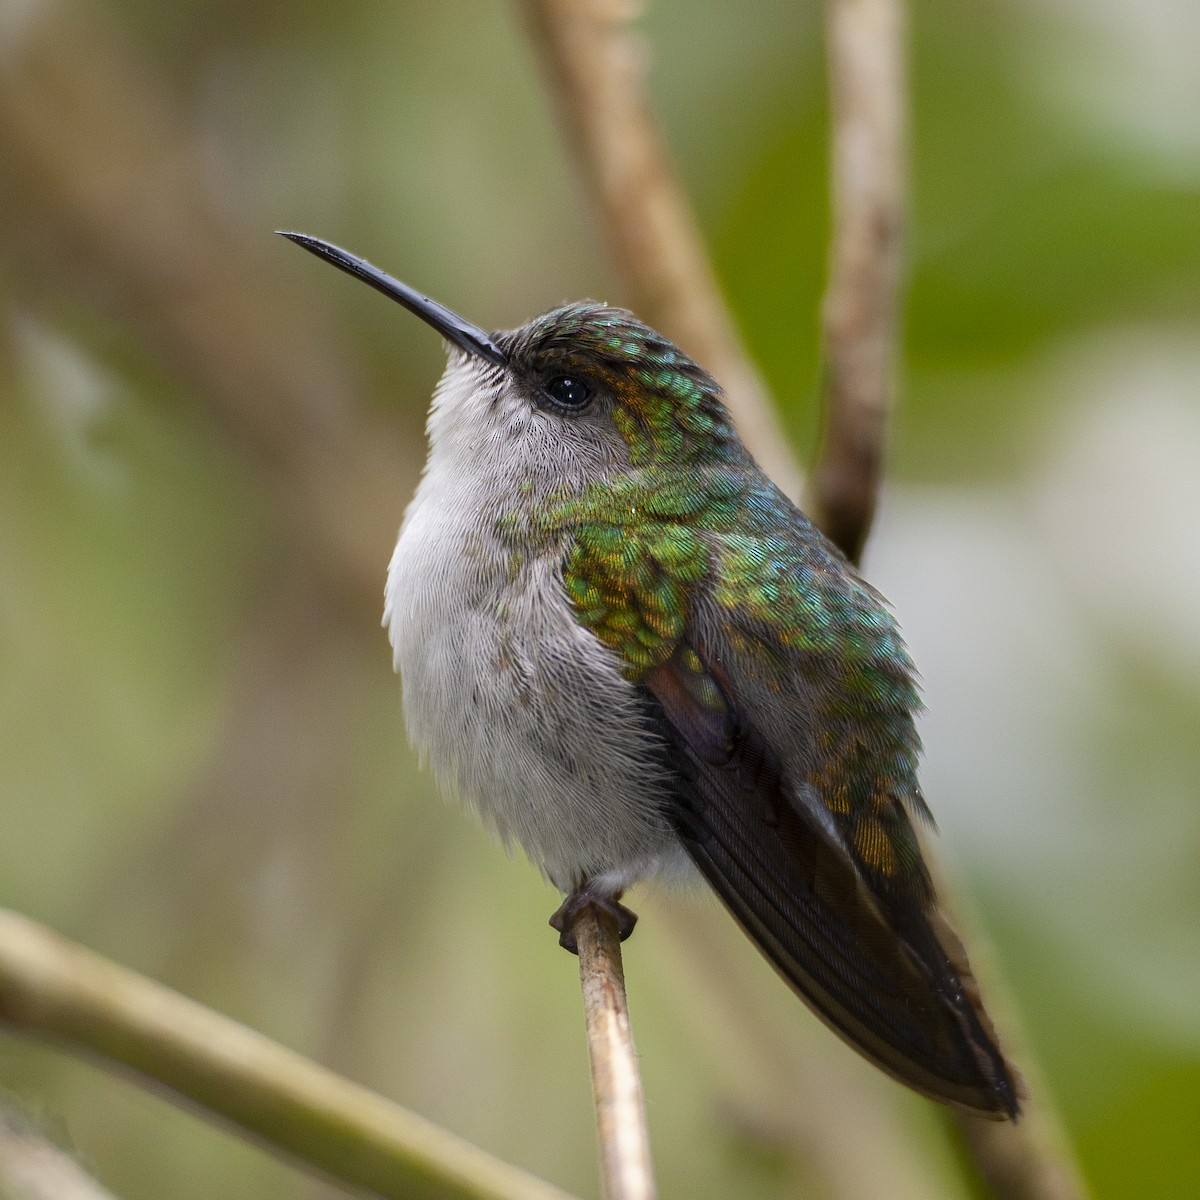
[279,233,748,500]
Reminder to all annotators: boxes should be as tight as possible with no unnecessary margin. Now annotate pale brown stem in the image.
[808,0,907,563]
[814,4,1091,1195]
[570,906,655,1200]
[0,911,578,1200]
[0,1111,120,1200]
[935,885,1092,1200]
[516,0,802,499]
[957,1114,1090,1200]
[650,897,955,1200]
[520,4,1091,1199]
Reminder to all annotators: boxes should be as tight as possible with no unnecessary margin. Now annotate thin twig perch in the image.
[0,910,577,1200]
[569,905,655,1200]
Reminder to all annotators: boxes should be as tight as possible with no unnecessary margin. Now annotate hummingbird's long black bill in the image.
[277,231,507,367]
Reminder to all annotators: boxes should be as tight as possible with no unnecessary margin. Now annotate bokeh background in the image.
[1,1,1198,1197]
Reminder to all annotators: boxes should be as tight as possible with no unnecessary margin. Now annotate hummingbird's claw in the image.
[550,887,638,954]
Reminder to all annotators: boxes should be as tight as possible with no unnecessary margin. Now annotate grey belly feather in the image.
[385,496,688,894]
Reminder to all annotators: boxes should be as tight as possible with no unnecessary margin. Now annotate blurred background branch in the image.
[0,1,413,609]
[1,0,1197,1198]
[519,1,1089,1197]
[0,910,578,1200]
[814,4,1089,1198]
[808,0,906,564]
[0,1108,119,1200]
[515,0,802,499]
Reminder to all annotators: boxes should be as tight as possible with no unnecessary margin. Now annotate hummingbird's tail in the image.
[644,652,1023,1119]
[678,784,1021,1117]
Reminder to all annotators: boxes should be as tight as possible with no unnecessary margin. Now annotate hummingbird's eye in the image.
[543,374,593,411]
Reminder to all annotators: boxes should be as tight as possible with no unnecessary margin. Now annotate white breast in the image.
[383,358,686,893]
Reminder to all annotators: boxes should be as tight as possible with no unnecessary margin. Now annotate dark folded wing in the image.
[643,647,1021,1119]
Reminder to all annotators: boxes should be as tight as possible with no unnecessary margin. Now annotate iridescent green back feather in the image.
[508,304,931,902]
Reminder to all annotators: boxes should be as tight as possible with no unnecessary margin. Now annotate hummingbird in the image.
[280,231,1021,1119]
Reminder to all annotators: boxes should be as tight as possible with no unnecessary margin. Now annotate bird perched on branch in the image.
[281,231,1021,1120]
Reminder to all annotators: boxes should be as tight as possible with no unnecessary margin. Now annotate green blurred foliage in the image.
[1,1,1198,1198]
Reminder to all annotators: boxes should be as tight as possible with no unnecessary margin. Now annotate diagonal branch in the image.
[816,4,1090,1197]
[0,910,578,1200]
[517,4,1090,1200]
[515,0,803,499]
[0,4,1090,1199]
[941,906,1091,1200]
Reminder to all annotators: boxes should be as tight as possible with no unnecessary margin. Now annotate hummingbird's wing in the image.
[565,492,1020,1118]
[641,641,1020,1118]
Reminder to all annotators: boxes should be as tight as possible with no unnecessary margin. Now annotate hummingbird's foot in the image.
[549,886,638,954]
